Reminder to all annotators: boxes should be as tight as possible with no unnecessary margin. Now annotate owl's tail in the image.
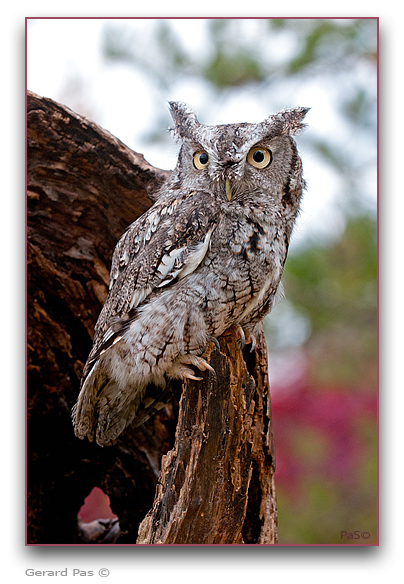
[72,363,172,446]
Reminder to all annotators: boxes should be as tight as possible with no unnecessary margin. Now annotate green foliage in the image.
[284,19,376,75]
[203,52,265,88]
[283,215,377,387]
[201,20,266,87]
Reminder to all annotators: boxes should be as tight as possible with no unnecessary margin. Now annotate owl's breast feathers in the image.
[74,190,288,444]
[84,191,288,380]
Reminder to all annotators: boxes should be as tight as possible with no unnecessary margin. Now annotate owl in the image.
[72,101,308,446]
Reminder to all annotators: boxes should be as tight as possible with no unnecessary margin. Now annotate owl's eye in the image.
[247,147,272,169]
[193,151,209,169]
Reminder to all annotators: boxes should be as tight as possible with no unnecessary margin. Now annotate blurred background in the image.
[27,17,377,545]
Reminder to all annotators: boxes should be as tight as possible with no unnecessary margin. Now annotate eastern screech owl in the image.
[72,101,309,446]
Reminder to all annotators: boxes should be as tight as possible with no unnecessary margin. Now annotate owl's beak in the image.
[225,179,232,202]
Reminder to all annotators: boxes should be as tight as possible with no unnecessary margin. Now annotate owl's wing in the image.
[83,190,218,378]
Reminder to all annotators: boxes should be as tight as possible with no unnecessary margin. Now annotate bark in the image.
[137,330,277,545]
[26,90,278,545]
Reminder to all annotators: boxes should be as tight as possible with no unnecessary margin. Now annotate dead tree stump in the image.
[137,331,277,544]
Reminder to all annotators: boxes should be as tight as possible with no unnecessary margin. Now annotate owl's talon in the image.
[174,365,203,381]
[237,327,246,350]
[228,325,256,352]
[209,335,221,351]
[228,324,246,349]
[183,372,203,382]
[187,355,215,374]
[246,333,257,352]
[171,354,215,382]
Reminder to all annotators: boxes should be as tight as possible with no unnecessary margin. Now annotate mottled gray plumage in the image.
[72,101,308,446]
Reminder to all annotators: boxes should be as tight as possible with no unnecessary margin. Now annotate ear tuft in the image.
[267,107,310,136]
[168,101,200,140]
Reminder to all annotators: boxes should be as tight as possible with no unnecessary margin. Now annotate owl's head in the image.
[168,101,309,210]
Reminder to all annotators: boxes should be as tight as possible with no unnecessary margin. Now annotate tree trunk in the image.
[137,330,277,545]
[26,90,278,545]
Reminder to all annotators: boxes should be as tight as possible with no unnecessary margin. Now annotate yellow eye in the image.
[247,147,272,169]
[193,151,209,170]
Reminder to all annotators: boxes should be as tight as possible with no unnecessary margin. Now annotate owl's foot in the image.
[245,331,257,352]
[228,325,257,352]
[170,354,215,381]
[209,335,221,351]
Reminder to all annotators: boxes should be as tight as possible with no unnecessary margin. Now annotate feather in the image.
[81,191,218,380]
